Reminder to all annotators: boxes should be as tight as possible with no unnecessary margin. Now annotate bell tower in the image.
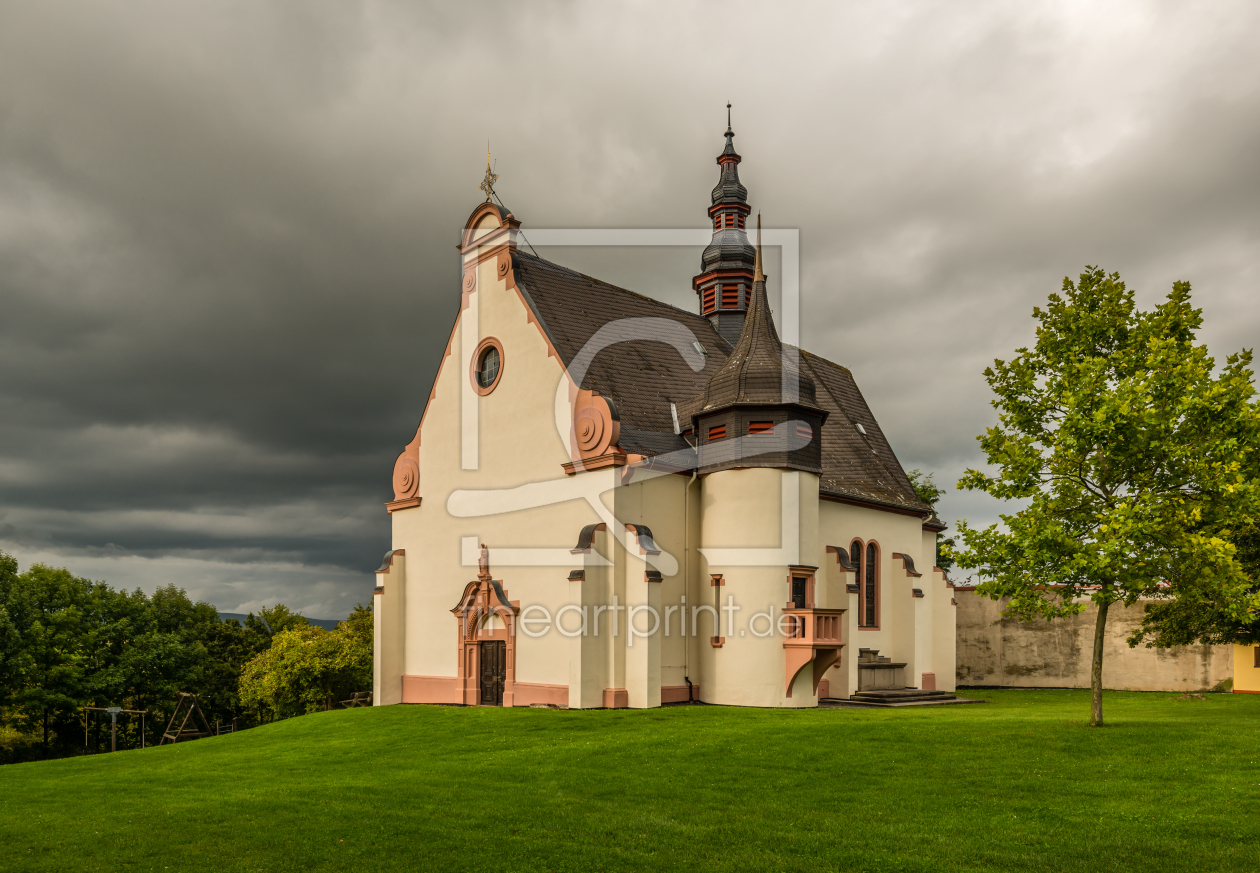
[693,104,757,347]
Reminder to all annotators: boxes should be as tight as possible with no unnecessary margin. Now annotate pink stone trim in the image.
[782,607,845,697]
[561,451,628,475]
[602,688,628,709]
[921,672,936,691]
[392,452,419,502]
[661,684,700,704]
[450,577,521,706]
[787,565,817,609]
[512,682,568,707]
[469,336,505,396]
[567,390,621,466]
[402,675,461,704]
[385,496,421,513]
[852,538,882,631]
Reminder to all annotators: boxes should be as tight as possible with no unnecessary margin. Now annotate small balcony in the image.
[782,608,844,647]
[782,608,845,697]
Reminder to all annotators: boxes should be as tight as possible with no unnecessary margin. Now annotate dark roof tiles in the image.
[509,250,928,513]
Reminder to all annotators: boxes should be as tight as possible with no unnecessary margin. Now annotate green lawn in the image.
[1,690,1257,872]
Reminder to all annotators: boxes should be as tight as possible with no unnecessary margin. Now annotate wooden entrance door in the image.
[479,640,506,706]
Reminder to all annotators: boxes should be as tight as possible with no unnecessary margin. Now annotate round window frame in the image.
[469,337,505,396]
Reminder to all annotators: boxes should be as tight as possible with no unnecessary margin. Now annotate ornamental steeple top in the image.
[693,105,758,345]
[712,104,748,204]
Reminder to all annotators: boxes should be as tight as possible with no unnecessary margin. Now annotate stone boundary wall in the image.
[955,588,1232,692]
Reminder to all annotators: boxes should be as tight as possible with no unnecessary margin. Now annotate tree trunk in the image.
[1090,597,1110,727]
[43,708,49,748]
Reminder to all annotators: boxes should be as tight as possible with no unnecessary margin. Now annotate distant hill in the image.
[217,612,343,632]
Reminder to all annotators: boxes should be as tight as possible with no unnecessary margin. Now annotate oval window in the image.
[476,345,500,389]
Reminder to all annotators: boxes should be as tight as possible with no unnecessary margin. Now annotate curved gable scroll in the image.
[625,524,661,555]
[892,553,922,577]
[570,523,607,553]
[826,544,857,571]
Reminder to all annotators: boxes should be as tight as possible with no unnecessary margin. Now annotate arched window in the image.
[850,539,864,625]
[864,542,879,628]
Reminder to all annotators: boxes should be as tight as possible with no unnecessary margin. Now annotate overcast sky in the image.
[1,1,1258,618]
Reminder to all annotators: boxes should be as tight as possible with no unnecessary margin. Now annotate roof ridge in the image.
[515,250,714,323]
[799,347,852,375]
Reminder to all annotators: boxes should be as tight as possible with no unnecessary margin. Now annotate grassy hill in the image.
[1,689,1257,872]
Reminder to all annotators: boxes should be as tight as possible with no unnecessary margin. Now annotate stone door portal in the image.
[479,640,506,706]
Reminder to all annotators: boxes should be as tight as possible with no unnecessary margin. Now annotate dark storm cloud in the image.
[1,1,1258,611]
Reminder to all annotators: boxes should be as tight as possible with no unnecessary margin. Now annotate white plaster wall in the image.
[614,469,697,698]
[394,251,614,690]
[698,467,821,707]
[816,499,940,695]
[372,553,405,706]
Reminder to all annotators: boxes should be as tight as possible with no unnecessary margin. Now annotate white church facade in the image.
[372,122,957,709]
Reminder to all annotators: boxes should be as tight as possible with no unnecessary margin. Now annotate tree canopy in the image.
[0,550,365,763]
[955,267,1260,725]
[906,469,956,572]
[239,606,371,720]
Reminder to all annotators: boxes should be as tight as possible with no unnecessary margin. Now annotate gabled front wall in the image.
[391,230,604,703]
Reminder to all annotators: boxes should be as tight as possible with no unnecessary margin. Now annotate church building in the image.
[372,119,957,708]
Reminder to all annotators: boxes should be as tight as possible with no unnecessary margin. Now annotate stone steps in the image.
[821,688,984,708]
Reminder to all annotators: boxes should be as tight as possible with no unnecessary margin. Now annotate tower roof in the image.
[693,215,820,414]
[698,109,755,282]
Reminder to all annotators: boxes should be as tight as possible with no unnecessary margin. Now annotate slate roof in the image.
[691,226,821,416]
[510,250,929,515]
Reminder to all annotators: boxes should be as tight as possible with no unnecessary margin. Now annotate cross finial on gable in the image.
[479,143,499,202]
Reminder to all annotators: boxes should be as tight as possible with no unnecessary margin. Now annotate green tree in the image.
[239,606,371,721]
[954,268,1260,726]
[253,604,309,637]
[1,564,94,749]
[1131,525,1260,648]
[906,469,957,572]
[196,615,272,729]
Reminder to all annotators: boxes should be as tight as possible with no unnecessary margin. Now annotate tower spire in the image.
[692,106,757,346]
[754,212,764,283]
